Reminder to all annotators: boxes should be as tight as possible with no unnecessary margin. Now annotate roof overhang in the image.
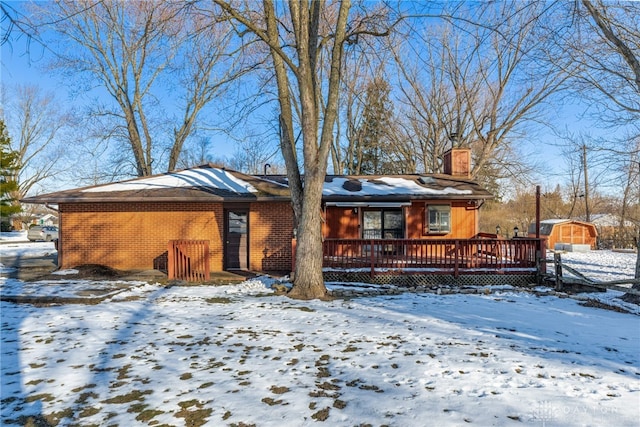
[324,201,412,208]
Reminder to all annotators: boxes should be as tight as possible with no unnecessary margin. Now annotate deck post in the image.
[370,239,375,279]
[454,240,460,278]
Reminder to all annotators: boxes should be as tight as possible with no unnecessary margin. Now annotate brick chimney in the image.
[443,148,471,178]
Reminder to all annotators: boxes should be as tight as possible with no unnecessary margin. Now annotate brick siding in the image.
[58,201,293,273]
[249,202,294,272]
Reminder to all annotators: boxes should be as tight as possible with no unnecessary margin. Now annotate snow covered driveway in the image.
[2,277,639,426]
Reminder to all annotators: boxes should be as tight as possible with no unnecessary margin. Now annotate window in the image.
[362,209,403,239]
[426,205,450,234]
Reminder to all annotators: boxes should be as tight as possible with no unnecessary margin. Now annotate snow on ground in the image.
[1,239,639,426]
[0,231,29,242]
[1,231,57,267]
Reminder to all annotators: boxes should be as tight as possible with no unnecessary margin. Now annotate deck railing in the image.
[323,238,545,277]
[168,240,210,282]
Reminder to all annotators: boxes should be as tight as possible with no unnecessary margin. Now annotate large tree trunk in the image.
[288,170,328,300]
[621,231,640,304]
[215,0,350,299]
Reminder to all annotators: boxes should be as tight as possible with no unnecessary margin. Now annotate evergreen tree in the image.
[1,120,21,227]
[350,78,395,174]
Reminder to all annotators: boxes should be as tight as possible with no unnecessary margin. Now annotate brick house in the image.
[22,148,495,275]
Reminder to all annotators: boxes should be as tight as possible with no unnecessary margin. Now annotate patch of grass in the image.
[44,408,74,425]
[468,352,490,358]
[117,364,132,380]
[311,407,330,421]
[78,406,101,418]
[112,353,126,359]
[342,345,358,353]
[333,399,347,409]
[180,372,193,380]
[127,403,148,413]
[174,400,212,427]
[75,391,99,404]
[283,305,315,312]
[578,372,596,379]
[316,367,331,378]
[359,384,383,393]
[136,409,165,422]
[199,382,214,389]
[261,397,285,406]
[71,383,96,393]
[270,385,290,394]
[316,382,340,391]
[103,389,152,404]
[28,363,46,369]
[25,393,55,403]
[205,297,233,304]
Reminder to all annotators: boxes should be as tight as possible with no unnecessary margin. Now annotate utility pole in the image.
[582,144,590,222]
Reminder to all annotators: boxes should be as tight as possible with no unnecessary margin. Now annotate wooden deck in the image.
[323,237,546,277]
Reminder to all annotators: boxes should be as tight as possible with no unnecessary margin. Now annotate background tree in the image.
[390,2,568,189]
[553,0,640,288]
[0,120,21,229]
[2,84,71,198]
[35,0,242,177]
[347,77,397,174]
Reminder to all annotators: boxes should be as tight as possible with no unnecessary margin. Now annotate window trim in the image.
[362,208,404,239]
[425,204,451,235]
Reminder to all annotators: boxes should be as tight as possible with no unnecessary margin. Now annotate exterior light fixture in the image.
[513,226,519,237]
[496,225,501,236]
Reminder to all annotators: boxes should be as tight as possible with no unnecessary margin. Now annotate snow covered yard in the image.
[1,238,639,426]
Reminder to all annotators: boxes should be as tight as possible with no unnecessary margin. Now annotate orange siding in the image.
[323,207,360,239]
[324,201,479,240]
[547,223,597,249]
[407,201,478,239]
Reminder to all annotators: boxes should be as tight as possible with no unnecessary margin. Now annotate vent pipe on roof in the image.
[449,132,458,147]
[264,163,271,176]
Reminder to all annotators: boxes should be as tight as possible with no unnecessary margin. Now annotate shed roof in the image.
[22,165,493,205]
[528,219,598,236]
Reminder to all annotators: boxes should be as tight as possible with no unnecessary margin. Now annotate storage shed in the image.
[528,219,597,251]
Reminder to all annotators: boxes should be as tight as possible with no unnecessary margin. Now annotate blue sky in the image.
[0,2,623,200]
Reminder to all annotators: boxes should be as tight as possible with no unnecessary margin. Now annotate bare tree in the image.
[227,131,281,175]
[1,84,71,198]
[390,2,568,186]
[212,0,399,299]
[34,0,241,176]
[558,1,640,288]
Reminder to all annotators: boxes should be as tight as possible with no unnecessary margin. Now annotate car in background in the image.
[27,225,59,242]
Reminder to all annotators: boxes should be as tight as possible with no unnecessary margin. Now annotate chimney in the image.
[443,148,471,178]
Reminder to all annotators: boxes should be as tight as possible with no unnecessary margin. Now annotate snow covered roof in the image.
[82,168,258,194]
[321,174,490,201]
[21,165,290,204]
[21,165,492,204]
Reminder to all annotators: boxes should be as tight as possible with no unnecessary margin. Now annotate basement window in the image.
[426,204,451,234]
